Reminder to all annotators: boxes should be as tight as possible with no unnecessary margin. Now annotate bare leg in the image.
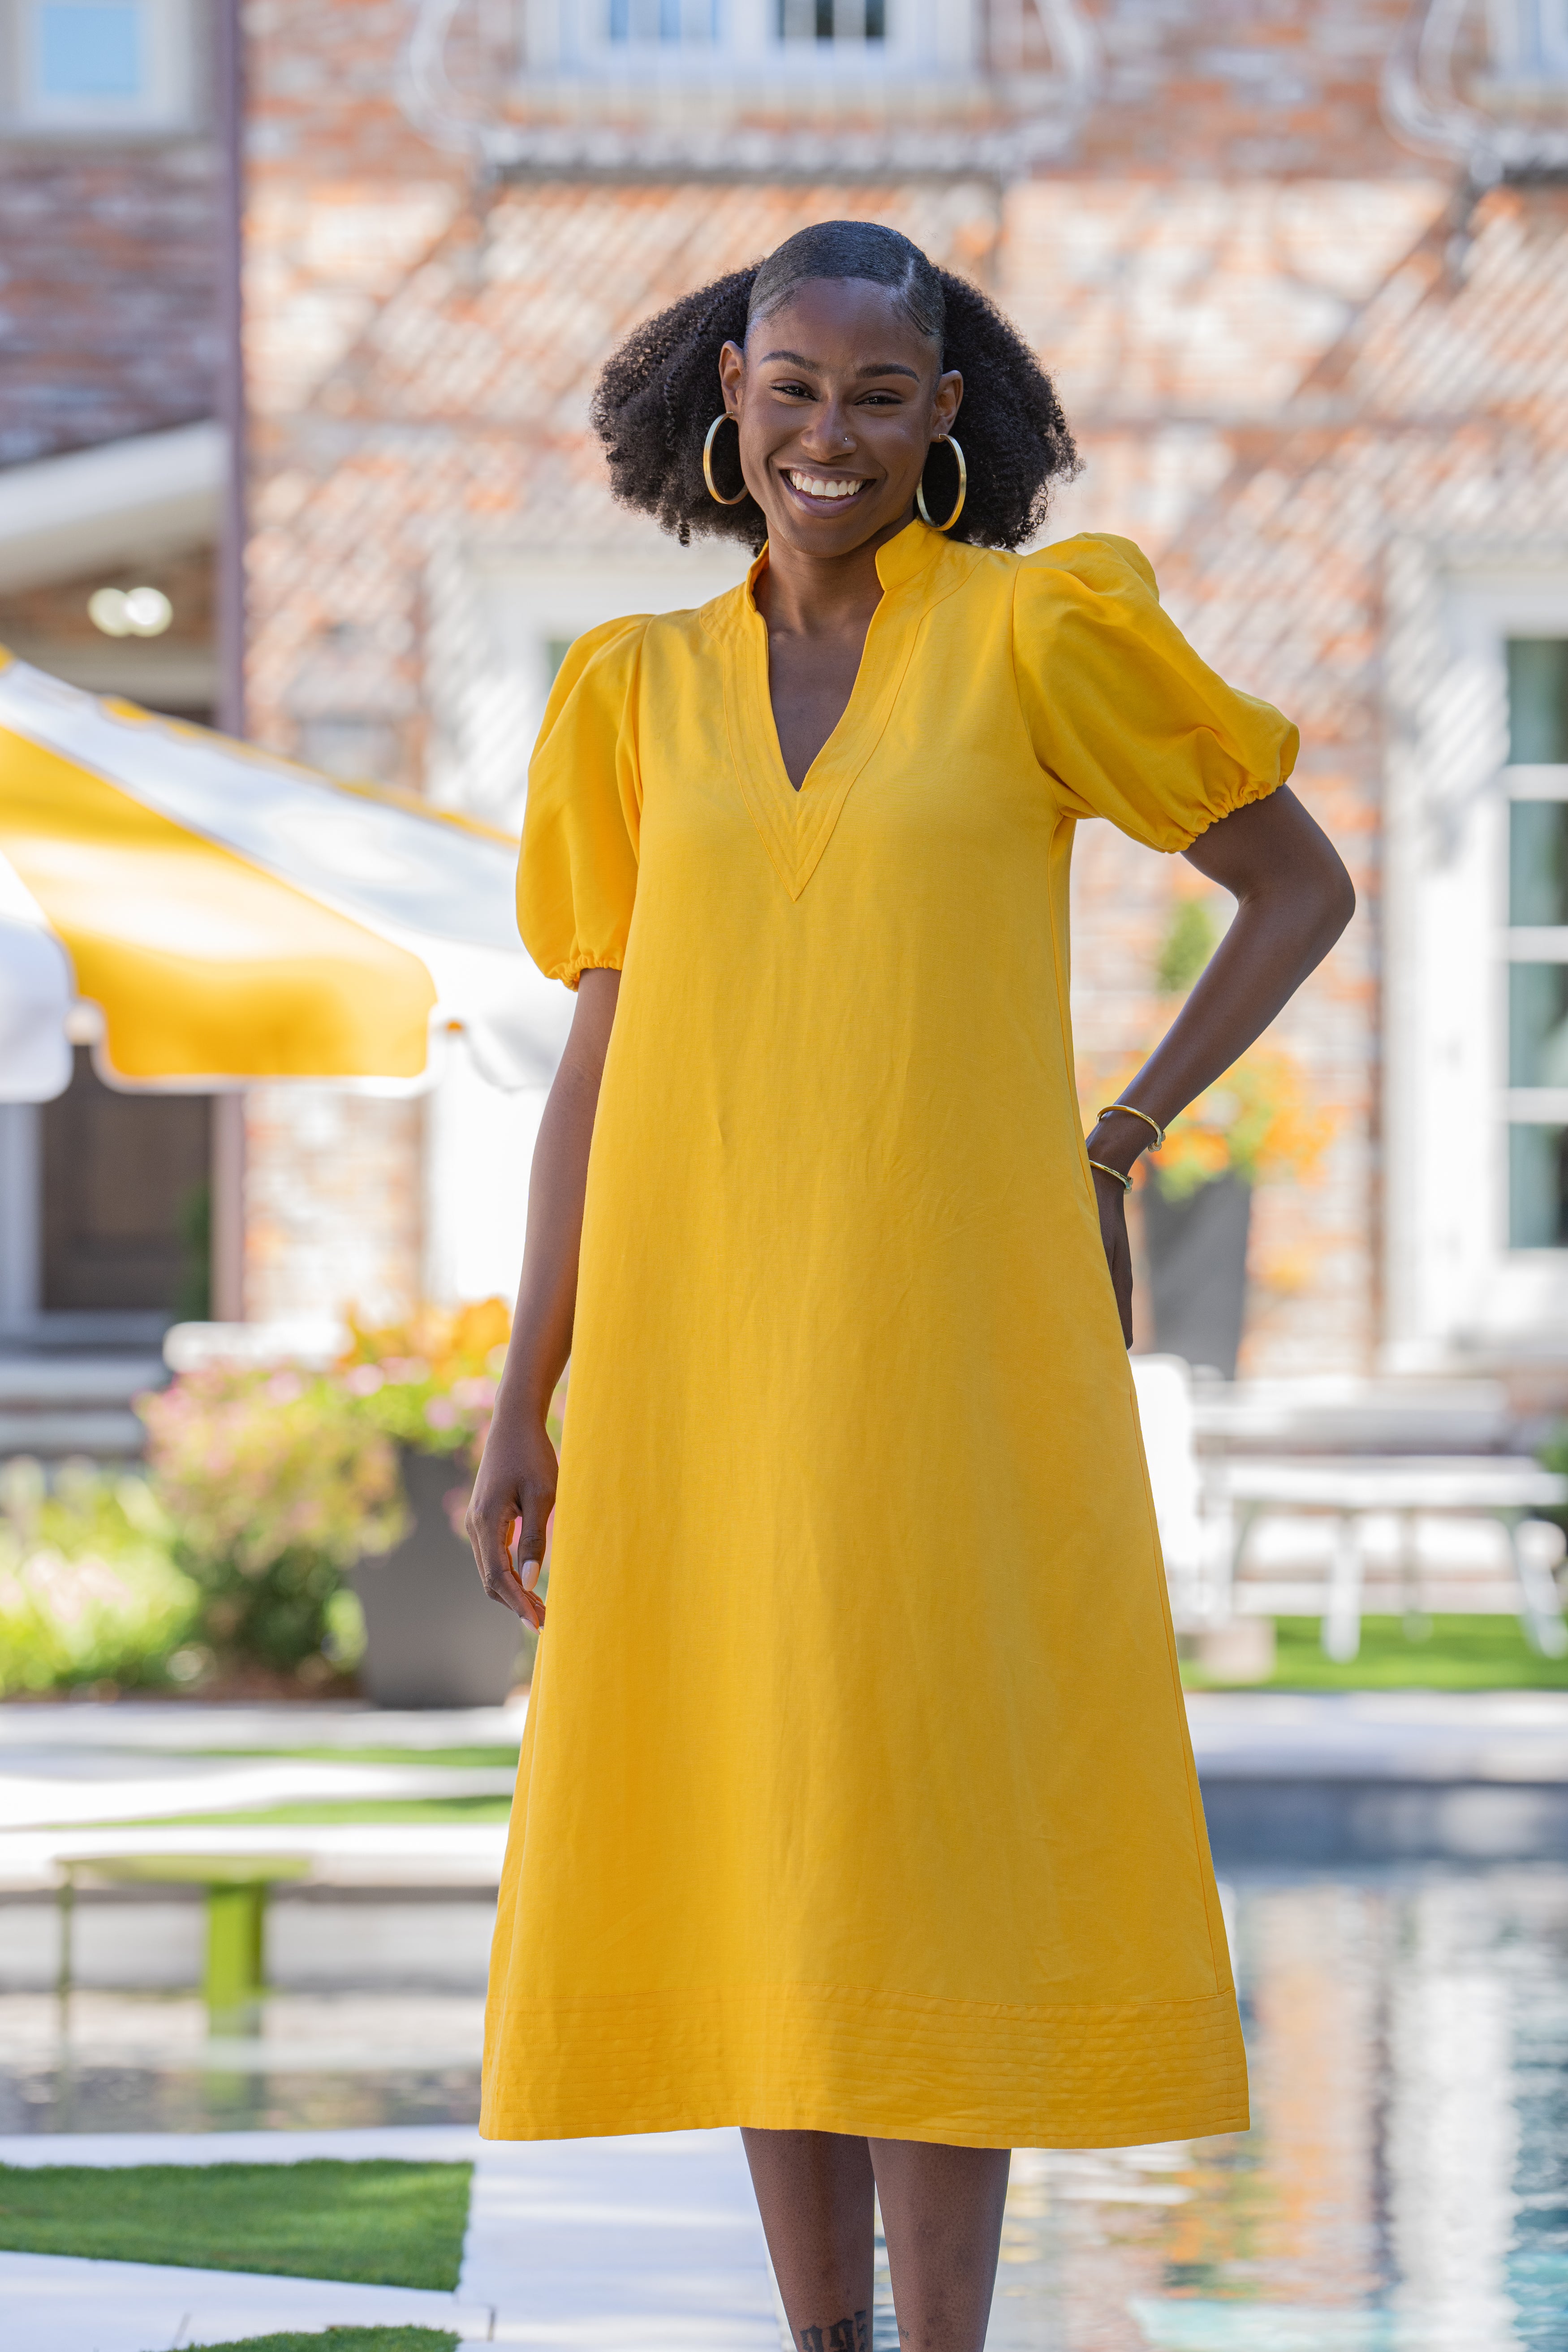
[870,2139,1010,2352]
[742,2127,875,2350]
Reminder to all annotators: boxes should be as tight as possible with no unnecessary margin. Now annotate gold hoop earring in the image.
[915,436,966,533]
[703,414,748,506]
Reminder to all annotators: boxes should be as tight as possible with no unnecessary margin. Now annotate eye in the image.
[769,378,815,400]
[859,390,905,407]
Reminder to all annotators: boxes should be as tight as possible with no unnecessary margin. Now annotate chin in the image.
[772,500,892,551]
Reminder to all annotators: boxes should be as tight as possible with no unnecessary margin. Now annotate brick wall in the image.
[236,0,1568,1376]
[1077,0,1416,177]
[243,1086,423,1326]
[0,143,220,466]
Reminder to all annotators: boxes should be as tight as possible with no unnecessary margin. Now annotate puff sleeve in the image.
[516,615,647,989]
[1015,534,1298,852]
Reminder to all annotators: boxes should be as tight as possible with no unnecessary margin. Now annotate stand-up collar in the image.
[742,517,943,614]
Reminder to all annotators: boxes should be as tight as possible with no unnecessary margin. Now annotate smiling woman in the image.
[592,221,1076,555]
[470,219,1353,2352]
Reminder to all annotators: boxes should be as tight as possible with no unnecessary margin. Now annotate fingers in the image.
[1090,1169,1136,1348]
[1112,1216,1134,1347]
[466,1485,551,1626]
[466,1500,527,1620]
[514,1503,548,1633]
[1111,1215,1134,1346]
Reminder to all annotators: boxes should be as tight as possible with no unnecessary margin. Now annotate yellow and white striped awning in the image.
[0,652,568,1102]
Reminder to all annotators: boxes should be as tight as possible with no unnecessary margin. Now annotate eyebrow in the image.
[758,349,921,382]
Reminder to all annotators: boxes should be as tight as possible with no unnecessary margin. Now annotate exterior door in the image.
[41,1050,211,1320]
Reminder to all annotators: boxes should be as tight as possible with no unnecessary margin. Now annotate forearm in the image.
[496,969,620,1422]
[1087,785,1353,1179]
[1094,893,1338,1156]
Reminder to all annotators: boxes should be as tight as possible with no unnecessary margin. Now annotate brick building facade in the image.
[0,133,217,470]
[0,1,225,1346]
[231,0,1568,1393]
[0,0,221,693]
[7,0,1568,1392]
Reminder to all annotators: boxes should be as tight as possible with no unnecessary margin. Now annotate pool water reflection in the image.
[979,1862,1568,2352]
[1,1863,1564,2348]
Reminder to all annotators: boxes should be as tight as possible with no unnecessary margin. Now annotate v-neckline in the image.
[721,520,941,902]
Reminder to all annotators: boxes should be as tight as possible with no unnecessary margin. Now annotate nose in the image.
[799,394,856,461]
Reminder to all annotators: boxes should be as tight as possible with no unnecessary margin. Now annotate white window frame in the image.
[0,1103,41,1337]
[419,543,754,1313]
[4,0,197,133]
[1384,557,1568,1370]
[422,541,753,835]
[1487,0,1568,86]
[517,0,978,84]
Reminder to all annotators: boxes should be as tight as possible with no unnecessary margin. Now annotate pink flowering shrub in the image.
[0,1456,198,1695]
[138,1364,407,1676]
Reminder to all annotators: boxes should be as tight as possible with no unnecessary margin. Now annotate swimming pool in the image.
[978,1860,1568,2352]
[2,1857,1563,2348]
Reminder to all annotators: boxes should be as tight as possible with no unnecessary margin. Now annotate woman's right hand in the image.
[466,1407,558,1629]
[465,968,620,1635]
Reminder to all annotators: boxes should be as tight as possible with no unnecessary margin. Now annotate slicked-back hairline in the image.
[745,222,945,348]
[746,272,942,343]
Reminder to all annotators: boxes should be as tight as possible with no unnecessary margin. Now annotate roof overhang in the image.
[0,422,225,594]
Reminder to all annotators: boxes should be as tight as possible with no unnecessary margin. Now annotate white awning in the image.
[0,652,570,1101]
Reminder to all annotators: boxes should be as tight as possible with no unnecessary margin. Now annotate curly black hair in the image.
[590,220,1079,554]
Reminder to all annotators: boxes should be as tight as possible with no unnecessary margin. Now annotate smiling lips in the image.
[786,470,868,502]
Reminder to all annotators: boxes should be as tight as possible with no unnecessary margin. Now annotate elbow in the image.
[1251,845,1355,976]
[1319,857,1357,953]
[1285,857,1355,981]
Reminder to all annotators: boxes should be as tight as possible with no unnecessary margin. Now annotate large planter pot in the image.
[349,1447,522,1708]
[1141,1172,1253,1380]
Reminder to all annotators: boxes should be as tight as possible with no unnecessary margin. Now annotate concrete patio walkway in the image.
[0,2122,783,2352]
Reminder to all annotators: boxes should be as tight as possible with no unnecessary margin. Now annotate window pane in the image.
[1510,1123,1568,1248]
[609,0,717,39]
[37,2,143,98]
[777,0,885,38]
[1510,801,1568,926]
[1508,638,1568,765]
[1509,963,1568,1085]
[1510,0,1568,76]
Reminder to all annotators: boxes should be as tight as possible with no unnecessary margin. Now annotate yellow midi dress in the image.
[482,521,1297,2150]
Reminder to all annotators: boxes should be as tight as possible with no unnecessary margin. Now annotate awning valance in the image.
[0,653,568,1101]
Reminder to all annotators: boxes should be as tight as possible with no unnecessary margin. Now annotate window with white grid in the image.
[1504,641,1568,1245]
[1383,569,1568,1370]
[1489,0,1568,84]
[602,0,889,43]
[526,0,970,79]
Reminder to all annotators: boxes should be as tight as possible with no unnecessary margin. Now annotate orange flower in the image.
[1081,1048,1336,1201]
[340,1298,513,1387]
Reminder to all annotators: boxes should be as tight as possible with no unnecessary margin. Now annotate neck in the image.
[755,504,918,638]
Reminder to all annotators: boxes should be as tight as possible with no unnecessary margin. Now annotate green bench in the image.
[59,1853,310,2022]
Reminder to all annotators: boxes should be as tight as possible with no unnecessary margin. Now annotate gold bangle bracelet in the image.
[1087,1158,1133,1193]
[1098,1101,1166,1150]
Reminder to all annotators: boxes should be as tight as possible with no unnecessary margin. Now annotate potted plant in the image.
[137,1363,405,1689]
[336,1300,532,1707]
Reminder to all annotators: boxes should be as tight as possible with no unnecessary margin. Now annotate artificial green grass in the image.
[0,2160,471,2288]
[1181,1613,1568,1691]
[125,1795,513,1827]
[191,2335,457,2352]
[204,1746,520,1769]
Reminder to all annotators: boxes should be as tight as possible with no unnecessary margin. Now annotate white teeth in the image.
[788,472,864,501]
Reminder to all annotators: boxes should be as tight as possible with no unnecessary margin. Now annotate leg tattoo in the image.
[799,2318,869,2352]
